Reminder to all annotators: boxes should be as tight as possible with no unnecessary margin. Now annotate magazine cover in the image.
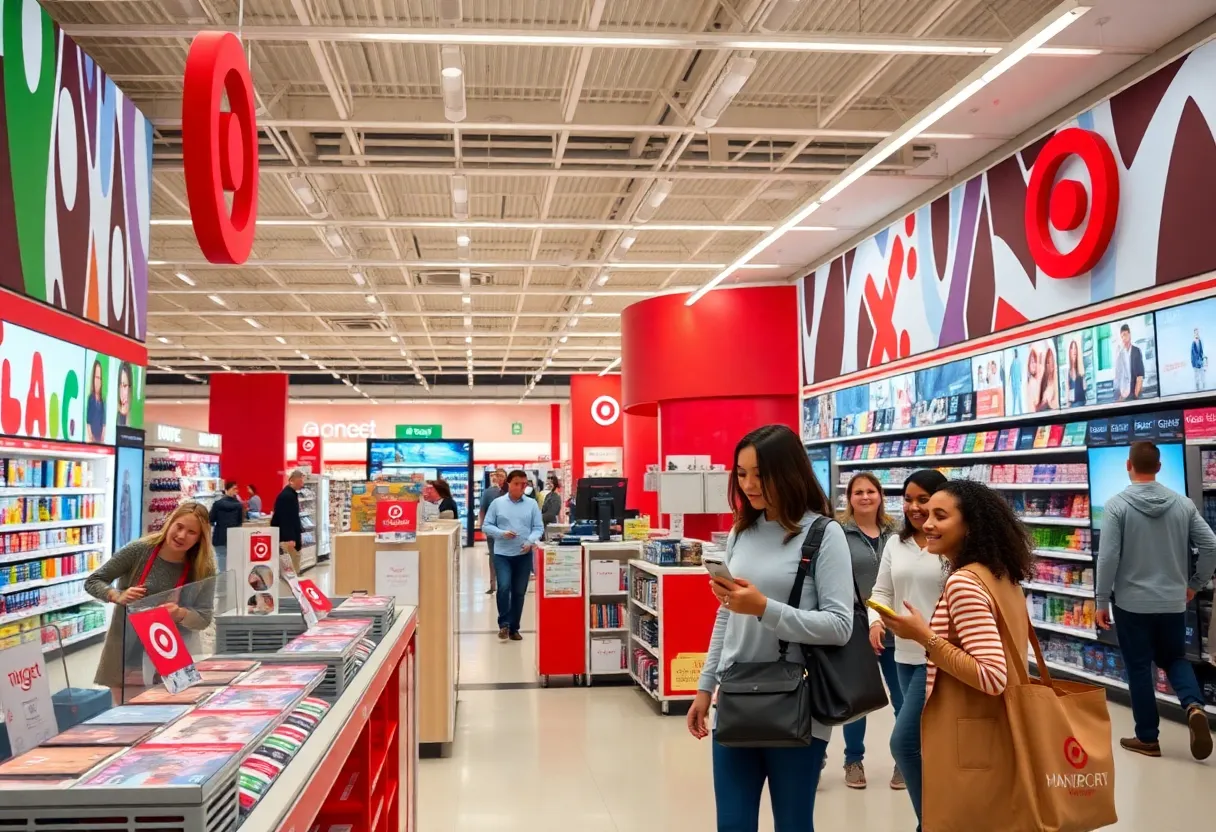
[338,596,392,610]
[144,712,279,747]
[80,745,240,787]
[85,705,192,726]
[0,777,75,788]
[41,725,156,747]
[129,686,222,706]
[195,660,259,672]
[199,687,304,713]
[311,618,372,635]
[0,746,118,777]
[199,670,245,685]
[235,664,327,688]
[280,634,356,654]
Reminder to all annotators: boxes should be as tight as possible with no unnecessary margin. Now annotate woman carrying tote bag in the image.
[686,425,854,831]
[881,480,1116,832]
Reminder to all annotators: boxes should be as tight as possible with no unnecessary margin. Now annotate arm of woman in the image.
[696,607,730,693]
[174,573,218,630]
[84,543,143,603]
[868,538,896,628]
[926,572,1008,695]
[759,522,853,647]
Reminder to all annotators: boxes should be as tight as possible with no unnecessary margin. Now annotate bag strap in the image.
[958,567,1053,689]
[776,516,829,659]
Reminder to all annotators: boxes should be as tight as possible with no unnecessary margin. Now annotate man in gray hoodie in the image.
[1096,441,1216,760]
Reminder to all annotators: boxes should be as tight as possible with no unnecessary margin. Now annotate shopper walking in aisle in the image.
[271,469,306,564]
[878,480,1036,830]
[837,472,902,790]
[209,480,244,572]
[1096,441,1216,760]
[868,468,948,827]
[85,502,218,705]
[541,473,562,526]
[687,425,854,832]
[429,478,460,518]
[483,469,544,641]
[479,468,506,594]
[246,484,262,518]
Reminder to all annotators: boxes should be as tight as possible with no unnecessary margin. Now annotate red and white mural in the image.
[800,41,1216,386]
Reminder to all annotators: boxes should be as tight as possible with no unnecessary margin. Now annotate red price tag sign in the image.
[298,579,333,614]
[128,606,195,679]
[249,533,274,563]
[375,500,418,535]
[1184,407,1216,439]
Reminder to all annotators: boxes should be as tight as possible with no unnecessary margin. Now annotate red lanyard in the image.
[136,545,190,589]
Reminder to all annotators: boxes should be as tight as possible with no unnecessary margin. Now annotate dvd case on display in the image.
[144,711,280,747]
[79,744,240,787]
[280,634,357,653]
[40,725,156,747]
[198,686,306,712]
[84,705,192,725]
[198,670,245,685]
[235,664,327,688]
[127,686,222,706]
[195,659,259,672]
[0,746,118,778]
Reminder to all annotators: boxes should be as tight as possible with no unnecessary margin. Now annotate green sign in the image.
[511,422,523,436]
[396,424,443,439]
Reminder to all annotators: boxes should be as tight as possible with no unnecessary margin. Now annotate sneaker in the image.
[498,627,509,641]
[1187,704,1213,761]
[485,587,496,595]
[509,631,523,641]
[889,765,906,790]
[1119,737,1162,757]
[844,761,866,789]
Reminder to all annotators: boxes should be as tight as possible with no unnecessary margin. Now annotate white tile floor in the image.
[57,551,1216,831]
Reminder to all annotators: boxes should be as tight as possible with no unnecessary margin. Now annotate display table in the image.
[332,523,460,756]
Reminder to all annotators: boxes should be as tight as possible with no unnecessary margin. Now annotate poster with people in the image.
[1056,327,1097,409]
[970,351,1005,419]
[913,359,973,427]
[802,393,834,441]
[889,372,916,430]
[1002,339,1061,416]
[1155,298,1216,397]
[83,352,146,444]
[833,385,869,436]
[1093,313,1159,403]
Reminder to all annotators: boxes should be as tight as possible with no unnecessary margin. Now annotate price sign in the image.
[375,500,419,543]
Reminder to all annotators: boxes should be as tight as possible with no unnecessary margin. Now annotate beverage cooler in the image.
[367,439,475,546]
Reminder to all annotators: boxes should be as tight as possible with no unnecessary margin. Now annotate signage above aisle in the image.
[146,422,221,453]
[396,424,442,439]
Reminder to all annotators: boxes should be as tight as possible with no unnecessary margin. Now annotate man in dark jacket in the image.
[209,480,245,571]
[271,469,306,561]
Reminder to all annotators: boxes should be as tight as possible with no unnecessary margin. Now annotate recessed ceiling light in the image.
[583,296,592,305]
[365,294,377,304]
[461,295,470,304]
[559,335,568,343]
[275,336,287,344]
[389,335,399,343]
[175,272,196,286]
[157,336,171,344]
[465,336,472,343]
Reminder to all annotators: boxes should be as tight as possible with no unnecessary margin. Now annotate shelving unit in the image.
[142,447,221,534]
[296,477,327,572]
[583,542,640,683]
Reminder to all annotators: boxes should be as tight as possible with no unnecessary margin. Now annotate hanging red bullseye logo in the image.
[591,395,621,427]
[182,31,260,265]
[1024,127,1119,279]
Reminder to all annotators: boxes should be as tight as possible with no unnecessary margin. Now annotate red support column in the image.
[569,374,623,483]
[623,409,658,519]
[208,373,289,507]
[549,402,561,464]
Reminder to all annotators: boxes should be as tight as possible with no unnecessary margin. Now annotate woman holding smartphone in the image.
[687,425,854,831]
[867,468,948,830]
[838,472,901,790]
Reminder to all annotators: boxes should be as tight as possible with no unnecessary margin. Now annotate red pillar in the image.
[549,403,561,463]
[569,374,623,483]
[622,287,801,539]
[208,373,289,508]
[624,410,658,519]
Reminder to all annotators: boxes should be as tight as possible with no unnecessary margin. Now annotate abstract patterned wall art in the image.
[0,0,152,342]
[800,40,1216,386]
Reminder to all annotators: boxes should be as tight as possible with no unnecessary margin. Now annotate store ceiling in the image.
[53,0,1216,400]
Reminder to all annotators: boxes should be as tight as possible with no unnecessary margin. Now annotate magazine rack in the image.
[232,621,373,701]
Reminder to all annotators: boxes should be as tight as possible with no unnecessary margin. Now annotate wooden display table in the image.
[332,523,460,757]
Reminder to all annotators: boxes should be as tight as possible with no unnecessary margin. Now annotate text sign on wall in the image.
[396,424,442,439]
[296,435,323,472]
[1184,408,1216,440]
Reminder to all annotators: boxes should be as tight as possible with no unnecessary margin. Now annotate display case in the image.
[368,439,476,546]
[142,424,223,535]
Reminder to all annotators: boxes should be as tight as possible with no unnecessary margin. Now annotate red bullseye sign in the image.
[129,606,195,678]
[591,395,621,426]
[1063,736,1089,770]
[1025,127,1119,279]
[182,31,259,265]
[298,579,333,613]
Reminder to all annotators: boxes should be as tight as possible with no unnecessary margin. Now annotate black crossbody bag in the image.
[714,517,888,747]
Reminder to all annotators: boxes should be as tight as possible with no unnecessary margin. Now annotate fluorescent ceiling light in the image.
[686,1,1090,307]
[463,314,472,327]
[633,178,673,223]
[157,336,171,344]
[301,353,310,360]
[350,269,366,286]
[559,335,568,343]
[465,336,472,343]
[365,294,377,304]
[208,294,226,307]
[389,335,399,343]
[219,364,231,371]
[175,271,196,286]
[599,357,621,376]
[440,46,467,122]
[275,336,287,344]
[597,274,610,286]
[612,234,636,260]
[459,267,471,289]
[244,317,262,329]
[200,354,211,361]
[324,228,350,257]
[461,294,470,304]
[695,56,756,128]
[456,233,471,247]
[331,372,340,379]
[288,174,327,218]
[583,296,592,306]
[450,175,469,220]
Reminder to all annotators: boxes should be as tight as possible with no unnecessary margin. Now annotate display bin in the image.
[214,611,309,654]
[227,620,372,701]
[280,595,398,643]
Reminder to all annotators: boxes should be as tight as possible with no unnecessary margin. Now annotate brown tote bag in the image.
[921,567,1117,832]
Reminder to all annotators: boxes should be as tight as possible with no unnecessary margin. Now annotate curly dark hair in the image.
[935,479,1034,582]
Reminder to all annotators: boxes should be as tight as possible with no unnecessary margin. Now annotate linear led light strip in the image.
[150,218,841,232]
[686,1,1091,307]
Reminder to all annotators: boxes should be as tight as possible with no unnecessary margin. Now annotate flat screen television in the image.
[1087,442,1186,529]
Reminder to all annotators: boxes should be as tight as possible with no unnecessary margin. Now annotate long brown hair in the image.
[729,425,831,543]
[841,472,893,530]
[138,502,217,583]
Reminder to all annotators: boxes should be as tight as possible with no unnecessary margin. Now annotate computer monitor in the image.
[575,477,627,540]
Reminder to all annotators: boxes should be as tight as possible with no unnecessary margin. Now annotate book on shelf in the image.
[1018,431,1036,450]
[1061,421,1087,446]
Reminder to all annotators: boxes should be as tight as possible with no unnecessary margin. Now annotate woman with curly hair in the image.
[878,479,1036,831]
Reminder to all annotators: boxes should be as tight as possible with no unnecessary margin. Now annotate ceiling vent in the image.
[325,317,391,332]
[418,269,493,287]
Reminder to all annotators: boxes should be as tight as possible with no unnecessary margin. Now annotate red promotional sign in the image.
[249,533,274,563]
[375,500,418,535]
[182,31,260,265]
[298,580,334,613]
[128,606,195,678]
[1184,408,1216,439]
[296,436,323,472]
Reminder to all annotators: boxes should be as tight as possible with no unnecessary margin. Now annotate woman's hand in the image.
[687,691,711,740]
[879,602,935,646]
[709,576,732,603]
[113,586,147,606]
[163,602,188,623]
[868,621,887,654]
[719,577,768,617]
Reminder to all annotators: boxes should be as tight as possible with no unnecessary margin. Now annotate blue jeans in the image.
[843,634,904,765]
[493,553,532,632]
[1113,606,1204,743]
[713,735,828,831]
[889,662,927,830]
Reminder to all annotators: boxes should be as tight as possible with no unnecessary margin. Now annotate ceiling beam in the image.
[150,217,835,232]
[150,258,747,269]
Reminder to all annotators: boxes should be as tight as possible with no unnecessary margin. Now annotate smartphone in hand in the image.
[702,556,734,583]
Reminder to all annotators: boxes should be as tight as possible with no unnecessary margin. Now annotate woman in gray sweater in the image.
[688,425,854,831]
[85,502,218,704]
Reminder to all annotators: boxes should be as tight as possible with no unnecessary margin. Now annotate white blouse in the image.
[868,534,949,665]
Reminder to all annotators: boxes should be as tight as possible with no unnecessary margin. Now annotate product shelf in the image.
[1032,619,1099,641]
[1021,580,1094,598]
[834,446,1087,467]
[1,572,94,594]
[629,596,657,617]
[42,626,105,653]
[1030,657,1216,716]
[0,517,106,533]
[0,593,95,627]
[0,543,104,566]
[1019,516,1090,527]
[0,486,107,497]
[1033,548,1093,562]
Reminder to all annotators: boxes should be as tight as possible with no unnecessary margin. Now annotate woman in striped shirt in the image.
[878,479,1035,831]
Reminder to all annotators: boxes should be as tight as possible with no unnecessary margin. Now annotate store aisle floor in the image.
[420,546,1216,832]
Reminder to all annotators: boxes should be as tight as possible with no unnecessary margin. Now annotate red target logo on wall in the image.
[182,31,260,265]
[1024,127,1119,279]
[591,395,621,427]
[1063,736,1089,770]
[301,438,316,453]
